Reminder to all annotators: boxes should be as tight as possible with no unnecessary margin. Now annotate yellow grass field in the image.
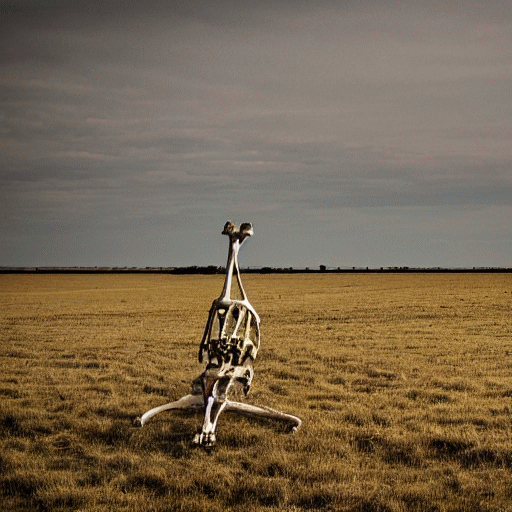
[1,273,511,512]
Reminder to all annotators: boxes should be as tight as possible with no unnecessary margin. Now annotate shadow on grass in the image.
[351,433,424,468]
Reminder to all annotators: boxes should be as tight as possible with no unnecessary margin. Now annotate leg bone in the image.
[137,394,203,427]
[193,396,229,447]
[225,400,302,432]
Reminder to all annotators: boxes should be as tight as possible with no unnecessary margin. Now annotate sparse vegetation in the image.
[1,273,511,511]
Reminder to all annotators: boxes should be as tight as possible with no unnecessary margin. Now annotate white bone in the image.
[225,401,302,432]
[196,396,228,447]
[137,393,203,427]
[138,221,301,447]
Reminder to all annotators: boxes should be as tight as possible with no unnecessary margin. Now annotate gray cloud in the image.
[1,0,511,267]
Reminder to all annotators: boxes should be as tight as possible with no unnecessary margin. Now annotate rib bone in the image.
[138,221,301,447]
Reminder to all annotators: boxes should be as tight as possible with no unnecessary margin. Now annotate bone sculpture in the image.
[137,221,301,447]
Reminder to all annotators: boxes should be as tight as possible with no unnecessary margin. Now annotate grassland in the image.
[1,273,511,512]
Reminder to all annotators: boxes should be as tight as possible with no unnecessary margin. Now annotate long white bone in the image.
[139,394,203,426]
[137,221,301,447]
[225,401,302,431]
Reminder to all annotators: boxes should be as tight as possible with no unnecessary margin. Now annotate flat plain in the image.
[1,273,511,512]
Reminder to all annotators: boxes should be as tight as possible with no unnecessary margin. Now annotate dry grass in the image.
[1,273,511,512]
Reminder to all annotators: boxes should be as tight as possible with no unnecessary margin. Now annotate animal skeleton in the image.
[137,221,301,447]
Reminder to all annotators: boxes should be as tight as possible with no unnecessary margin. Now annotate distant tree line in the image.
[1,266,510,274]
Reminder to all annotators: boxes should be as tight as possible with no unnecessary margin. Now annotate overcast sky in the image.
[2,0,511,268]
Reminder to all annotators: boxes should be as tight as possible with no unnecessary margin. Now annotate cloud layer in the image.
[2,0,511,267]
